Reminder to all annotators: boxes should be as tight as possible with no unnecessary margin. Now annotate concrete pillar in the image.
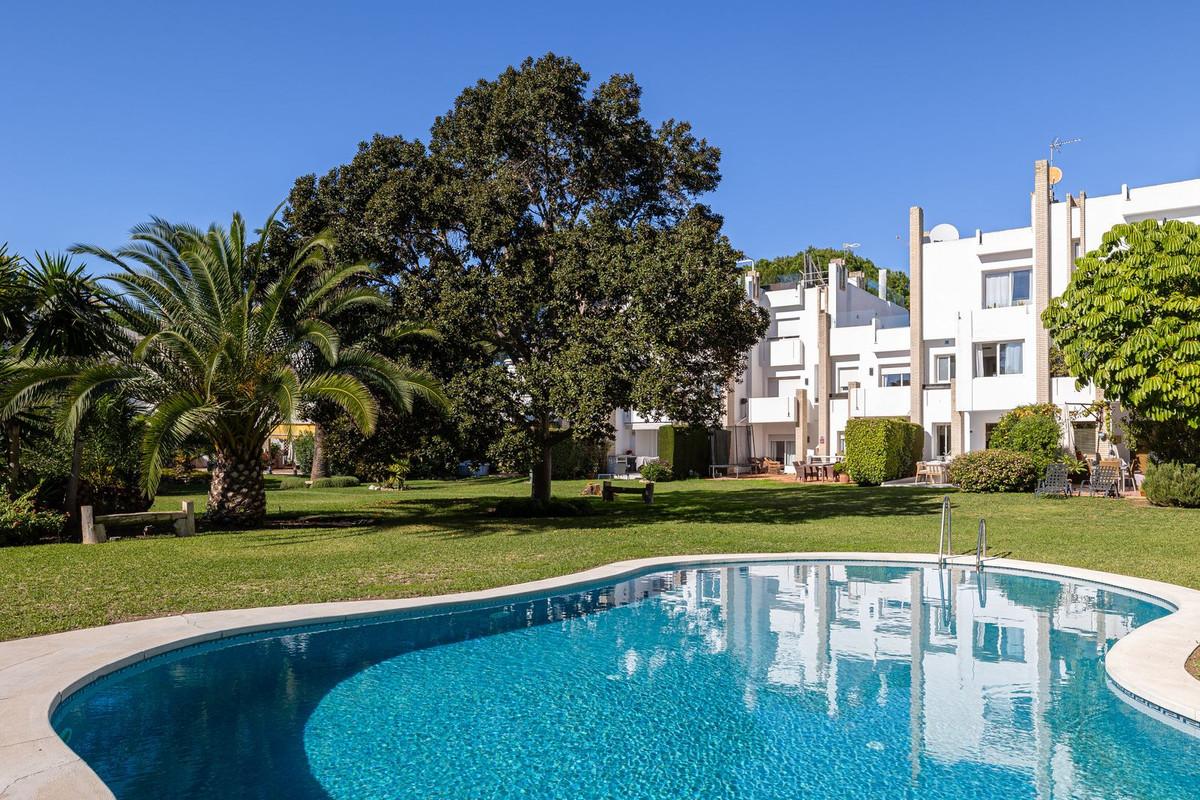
[80,505,105,544]
[877,268,889,301]
[1077,191,1087,272]
[908,207,925,433]
[817,298,831,457]
[1033,160,1052,404]
[794,388,808,464]
[950,378,963,456]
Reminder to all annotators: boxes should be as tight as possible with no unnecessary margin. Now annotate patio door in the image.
[770,437,796,465]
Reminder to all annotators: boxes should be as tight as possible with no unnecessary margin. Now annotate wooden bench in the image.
[81,501,196,544]
[601,481,654,504]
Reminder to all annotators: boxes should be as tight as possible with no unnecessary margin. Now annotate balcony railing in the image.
[748,395,796,424]
[628,410,671,427]
[760,337,803,367]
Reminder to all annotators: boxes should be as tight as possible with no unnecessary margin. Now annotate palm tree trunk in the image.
[65,427,83,534]
[208,442,267,525]
[310,423,329,481]
[5,420,20,491]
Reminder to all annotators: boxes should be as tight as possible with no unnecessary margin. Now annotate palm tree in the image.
[7,211,444,525]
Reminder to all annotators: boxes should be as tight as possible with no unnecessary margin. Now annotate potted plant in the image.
[832,462,851,483]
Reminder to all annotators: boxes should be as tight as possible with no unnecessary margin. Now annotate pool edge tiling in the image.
[2,552,1199,800]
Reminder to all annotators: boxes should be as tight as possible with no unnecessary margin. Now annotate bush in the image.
[292,432,315,476]
[1142,461,1200,507]
[989,404,1064,472]
[638,461,674,483]
[948,449,1039,492]
[844,417,923,486]
[0,489,66,546]
[310,476,359,489]
[277,477,308,490]
[657,426,710,478]
[550,437,608,480]
[491,497,597,518]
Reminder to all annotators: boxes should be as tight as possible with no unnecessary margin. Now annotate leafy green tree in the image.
[5,212,443,524]
[753,247,910,307]
[1043,219,1200,458]
[287,54,767,503]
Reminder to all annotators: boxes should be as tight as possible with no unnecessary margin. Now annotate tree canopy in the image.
[285,53,768,501]
[752,247,910,308]
[1043,219,1200,459]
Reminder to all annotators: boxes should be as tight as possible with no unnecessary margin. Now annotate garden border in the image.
[1,552,1198,799]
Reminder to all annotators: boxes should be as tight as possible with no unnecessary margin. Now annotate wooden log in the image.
[94,511,186,527]
[179,500,196,536]
[80,505,106,544]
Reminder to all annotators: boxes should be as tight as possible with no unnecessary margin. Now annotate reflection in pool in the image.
[53,564,1200,798]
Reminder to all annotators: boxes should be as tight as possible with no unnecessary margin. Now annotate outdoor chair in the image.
[1080,464,1121,498]
[1034,463,1072,497]
[761,457,783,475]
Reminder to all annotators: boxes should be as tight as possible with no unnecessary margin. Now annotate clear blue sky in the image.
[4,0,1200,272]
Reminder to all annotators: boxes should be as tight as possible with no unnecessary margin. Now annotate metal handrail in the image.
[976,518,987,571]
[937,495,952,566]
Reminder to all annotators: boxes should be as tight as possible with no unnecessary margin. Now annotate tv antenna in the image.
[1048,136,1082,167]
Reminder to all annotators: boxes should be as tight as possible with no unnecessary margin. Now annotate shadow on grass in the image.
[196,482,951,544]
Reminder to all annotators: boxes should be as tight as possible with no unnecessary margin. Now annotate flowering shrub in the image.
[948,449,1039,492]
[639,461,674,483]
[0,490,66,546]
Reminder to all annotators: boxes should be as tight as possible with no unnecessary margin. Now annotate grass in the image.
[3,477,1200,642]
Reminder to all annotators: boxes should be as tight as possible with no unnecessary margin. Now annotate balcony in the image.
[763,286,803,309]
[748,395,796,424]
[761,337,803,367]
[628,410,671,429]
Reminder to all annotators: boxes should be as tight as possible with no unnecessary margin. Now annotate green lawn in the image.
[3,477,1199,642]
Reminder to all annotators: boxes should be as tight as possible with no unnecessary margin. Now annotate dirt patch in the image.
[1188,645,1200,681]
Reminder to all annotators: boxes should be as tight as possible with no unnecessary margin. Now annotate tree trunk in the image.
[530,440,553,503]
[310,423,328,481]
[208,444,267,526]
[64,427,83,535]
[5,420,20,490]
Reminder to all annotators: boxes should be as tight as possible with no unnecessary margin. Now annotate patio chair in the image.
[761,457,783,475]
[1034,463,1072,497]
[1080,464,1121,498]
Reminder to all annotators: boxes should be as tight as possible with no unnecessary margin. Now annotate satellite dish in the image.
[929,223,960,242]
[1049,166,1063,185]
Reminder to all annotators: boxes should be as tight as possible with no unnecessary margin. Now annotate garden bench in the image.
[601,480,654,504]
[81,501,196,544]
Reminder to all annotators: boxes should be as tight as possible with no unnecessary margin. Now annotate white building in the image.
[613,161,1200,472]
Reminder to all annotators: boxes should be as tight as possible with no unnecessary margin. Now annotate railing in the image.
[976,518,987,571]
[747,395,796,424]
[937,495,952,566]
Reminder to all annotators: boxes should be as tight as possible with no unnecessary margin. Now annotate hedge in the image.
[310,476,360,489]
[948,449,1039,492]
[657,425,711,479]
[1143,461,1200,507]
[843,417,923,486]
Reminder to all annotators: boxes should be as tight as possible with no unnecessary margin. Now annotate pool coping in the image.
[1,552,1198,799]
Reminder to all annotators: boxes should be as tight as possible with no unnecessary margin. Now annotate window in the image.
[770,438,796,465]
[983,268,1032,308]
[934,354,956,383]
[836,366,859,392]
[976,342,1023,377]
[973,622,1026,663]
[880,366,911,387]
[934,424,951,457]
[985,423,998,447]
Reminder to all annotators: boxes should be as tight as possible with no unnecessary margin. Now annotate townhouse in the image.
[612,160,1200,473]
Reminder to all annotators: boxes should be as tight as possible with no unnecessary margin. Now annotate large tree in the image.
[5,212,444,524]
[1043,218,1200,460]
[287,54,767,502]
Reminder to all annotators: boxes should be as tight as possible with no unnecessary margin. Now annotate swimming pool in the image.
[52,562,1200,798]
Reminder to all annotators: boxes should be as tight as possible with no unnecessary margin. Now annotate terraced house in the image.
[613,160,1200,473]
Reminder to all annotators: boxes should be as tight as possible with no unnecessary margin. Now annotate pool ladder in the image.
[937,495,989,572]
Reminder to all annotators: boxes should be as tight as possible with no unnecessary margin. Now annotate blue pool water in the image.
[53,563,1200,798]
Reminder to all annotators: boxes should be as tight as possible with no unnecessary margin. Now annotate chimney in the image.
[877,268,889,301]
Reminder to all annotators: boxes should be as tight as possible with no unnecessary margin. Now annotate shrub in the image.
[550,437,608,480]
[657,425,710,478]
[990,404,1064,472]
[292,432,315,476]
[948,449,1039,492]
[310,476,359,489]
[491,497,597,518]
[844,417,924,486]
[0,489,66,546]
[638,461,674,483]
[277,477,308,490]
[1142,461,1200,507]
[384,460,411,490]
